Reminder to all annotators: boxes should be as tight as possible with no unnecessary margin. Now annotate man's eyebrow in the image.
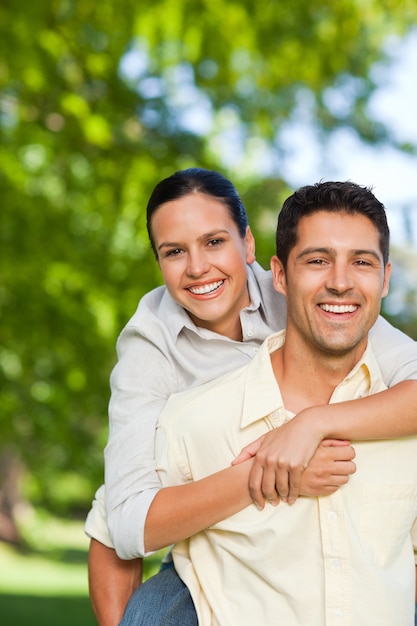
[296,247,333,260]
[352,249,382,261]
[157,229,230,252]
[296,247,382,261]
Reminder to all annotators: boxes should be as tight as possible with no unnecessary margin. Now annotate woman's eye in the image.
[165,248,182,257]
[207,238,224,247]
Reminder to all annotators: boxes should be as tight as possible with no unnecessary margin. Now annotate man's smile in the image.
[319,303,358,314]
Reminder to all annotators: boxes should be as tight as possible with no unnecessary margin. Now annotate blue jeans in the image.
[119,561,198,626]
[120,564,417,625]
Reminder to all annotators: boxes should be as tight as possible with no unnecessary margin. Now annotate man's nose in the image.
[326,262,354,293]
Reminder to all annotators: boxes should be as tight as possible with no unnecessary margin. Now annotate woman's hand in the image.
[232,409,355,508]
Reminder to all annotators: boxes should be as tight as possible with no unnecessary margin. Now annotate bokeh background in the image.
[1,1,417,624]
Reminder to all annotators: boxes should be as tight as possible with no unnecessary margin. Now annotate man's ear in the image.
[270,255,287,296]
[381,261,392,298]
[245,226,256,265]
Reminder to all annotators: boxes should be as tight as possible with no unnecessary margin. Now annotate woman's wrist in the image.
[295,404,330,443]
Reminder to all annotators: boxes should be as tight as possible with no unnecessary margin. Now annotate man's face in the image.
[271,210,391,360]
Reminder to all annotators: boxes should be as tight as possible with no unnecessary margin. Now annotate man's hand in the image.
[299,439,356,496]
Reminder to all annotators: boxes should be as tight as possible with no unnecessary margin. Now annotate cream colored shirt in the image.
[156,331,417,626]
[85,257,417,556]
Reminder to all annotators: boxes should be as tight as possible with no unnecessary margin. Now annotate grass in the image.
[0,508,165,626]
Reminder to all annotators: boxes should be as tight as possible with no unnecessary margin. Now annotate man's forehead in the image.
[297,210,378,234]
[294,211,382,253]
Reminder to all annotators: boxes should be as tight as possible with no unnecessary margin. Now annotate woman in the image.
[86,168,417,625]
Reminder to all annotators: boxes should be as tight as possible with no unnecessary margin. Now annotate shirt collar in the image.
[245,261,266,314]
[240,331,286,429]
[239,331,386,430]
[331,342,387,401]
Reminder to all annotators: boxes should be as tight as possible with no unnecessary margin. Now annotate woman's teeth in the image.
[188,280,224,295]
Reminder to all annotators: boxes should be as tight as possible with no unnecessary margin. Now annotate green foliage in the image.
[1,0,417,513]
[0,510,163,625]
[0,513,166,625]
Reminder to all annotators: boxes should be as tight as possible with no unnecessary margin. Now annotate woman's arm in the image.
[89,296,179,618]
[144,441,356,552]
[144,460,254,552]
[234,380,417,506]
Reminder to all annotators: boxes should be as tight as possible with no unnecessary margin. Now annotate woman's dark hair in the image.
[276,181,390,270]
[146,168,248,257]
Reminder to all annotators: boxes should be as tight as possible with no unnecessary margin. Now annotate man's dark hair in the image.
[276,181,390,269]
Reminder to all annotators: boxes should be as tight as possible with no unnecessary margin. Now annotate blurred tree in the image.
[1,0,416,541]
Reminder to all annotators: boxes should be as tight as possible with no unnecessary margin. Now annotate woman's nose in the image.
[186,250,210,277]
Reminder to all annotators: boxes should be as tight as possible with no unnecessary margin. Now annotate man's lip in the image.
[319,303,358,313]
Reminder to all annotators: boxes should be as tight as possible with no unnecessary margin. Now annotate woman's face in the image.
[151,192,255,340]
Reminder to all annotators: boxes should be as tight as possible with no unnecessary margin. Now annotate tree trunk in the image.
[0,448,22,544]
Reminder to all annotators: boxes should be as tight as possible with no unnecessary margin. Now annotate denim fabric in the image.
[119,561,198,626]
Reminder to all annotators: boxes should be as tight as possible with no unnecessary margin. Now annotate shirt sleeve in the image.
[369,316,417,386]
[84,485,114,548]
[411,518,417,566]
[104,320,178,559]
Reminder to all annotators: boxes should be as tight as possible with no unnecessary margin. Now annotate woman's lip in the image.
[187,280,225,295]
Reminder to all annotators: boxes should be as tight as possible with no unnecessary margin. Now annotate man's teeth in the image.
[188,280,224,295]
[320,304,357,313]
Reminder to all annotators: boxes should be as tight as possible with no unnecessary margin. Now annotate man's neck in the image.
[270,333,367,413]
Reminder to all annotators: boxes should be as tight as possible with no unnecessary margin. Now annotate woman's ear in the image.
[245,227,256,264]
[270,255,287,296]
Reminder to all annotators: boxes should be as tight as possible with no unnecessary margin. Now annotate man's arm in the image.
[88,539,143,626]
[85,486,144,625]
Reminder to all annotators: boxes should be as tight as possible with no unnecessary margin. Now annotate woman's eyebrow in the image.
[157,229,230,251]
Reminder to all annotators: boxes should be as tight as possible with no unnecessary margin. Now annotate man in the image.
[149,181,417,625]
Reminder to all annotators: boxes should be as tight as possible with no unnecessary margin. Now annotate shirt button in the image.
[328,511,338,521]
[247,329,253,337]
[334,609,343,617]
[332,559,341,568]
